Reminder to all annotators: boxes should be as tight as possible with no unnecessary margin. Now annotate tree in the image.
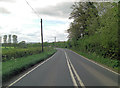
[67,2,118,59]
[12,35,18,44]
[68,2,98,40]
[18,41,26,48]
[8,35,11,43]
[3,35,7,44]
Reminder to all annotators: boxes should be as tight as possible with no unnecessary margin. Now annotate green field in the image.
[2,47,14,49]
[2,47,56,82]
[2,47,43,61]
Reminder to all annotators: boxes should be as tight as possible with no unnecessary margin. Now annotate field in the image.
[2,44,57,82]
[2,46,42,61]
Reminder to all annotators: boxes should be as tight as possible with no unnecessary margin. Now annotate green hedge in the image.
[2,47,42,61]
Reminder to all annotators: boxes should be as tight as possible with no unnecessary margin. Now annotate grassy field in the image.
[2,47,43,61]
[2,48,57,82]
[71,49,119,73]
[2,47,14,49]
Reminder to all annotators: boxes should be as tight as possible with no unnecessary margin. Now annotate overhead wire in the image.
[25,0,40,18]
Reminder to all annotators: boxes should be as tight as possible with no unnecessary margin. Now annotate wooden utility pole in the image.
[41,19,43,52]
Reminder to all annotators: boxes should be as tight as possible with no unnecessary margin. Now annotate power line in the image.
[25,0,40,17]
[24,0,44,51]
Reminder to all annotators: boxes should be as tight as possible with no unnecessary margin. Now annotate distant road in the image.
[7,48,119,87]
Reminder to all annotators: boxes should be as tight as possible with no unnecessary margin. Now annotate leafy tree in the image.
[3,35,7,44]
[8,35,11,43]
[67,2,118,60]
[12,35,18,44]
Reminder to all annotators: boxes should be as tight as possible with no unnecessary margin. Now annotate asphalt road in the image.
[6,48,119,87]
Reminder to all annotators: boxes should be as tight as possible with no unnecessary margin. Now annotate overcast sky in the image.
[0,0,115,43]
[0,0,80,43]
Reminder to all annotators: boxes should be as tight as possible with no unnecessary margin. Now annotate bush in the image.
[2,47,42,61]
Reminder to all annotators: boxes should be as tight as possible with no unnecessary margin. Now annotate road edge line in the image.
[7,52,57,88]
[69,49,120,75]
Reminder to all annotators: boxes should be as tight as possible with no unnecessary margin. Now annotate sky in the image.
[0,0,80,43]
[0,0,116,43]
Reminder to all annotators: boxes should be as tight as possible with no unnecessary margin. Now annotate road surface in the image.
[6,48,119,88]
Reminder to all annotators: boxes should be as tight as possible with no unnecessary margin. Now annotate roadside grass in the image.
[2,48,57,82]
[71,49,119,73]
[2,47,14,49]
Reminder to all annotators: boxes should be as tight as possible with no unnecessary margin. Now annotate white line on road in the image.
[64,51,85,88]
[70,49,120,75]
[65,51,78,87]
[7,53,56,88]
[68,59,86,88]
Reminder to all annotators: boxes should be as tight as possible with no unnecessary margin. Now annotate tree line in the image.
[67,2,118,60]
[2,35,18,44]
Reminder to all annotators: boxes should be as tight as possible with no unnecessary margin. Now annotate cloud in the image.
[0,0,74,43]
[0,7,10,14]
[36,2,73,18]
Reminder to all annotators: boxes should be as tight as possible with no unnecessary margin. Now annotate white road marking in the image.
[7,53,56,88]
[68,59,86,88]
[64,51,86,88]
[65,51,78,88]
[70,49,120,75]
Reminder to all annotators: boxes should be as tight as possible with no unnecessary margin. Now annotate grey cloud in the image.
[36,2,73,18]
[0,7,10,14]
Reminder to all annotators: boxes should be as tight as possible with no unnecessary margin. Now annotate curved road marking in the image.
[68,59,86,88]
[65,51,78,87]
[64,51,85,88]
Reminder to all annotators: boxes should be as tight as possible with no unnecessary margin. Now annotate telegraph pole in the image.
[41,19,44,52]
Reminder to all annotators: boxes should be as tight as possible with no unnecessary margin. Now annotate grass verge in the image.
[2,48,57,82]
[71,49,120,74]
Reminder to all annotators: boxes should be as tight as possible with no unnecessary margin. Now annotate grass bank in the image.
[71,49,119,73]
[2,48,57,82]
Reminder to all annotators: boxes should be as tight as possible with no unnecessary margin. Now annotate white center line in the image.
[64,51,86,88]
[65,51,78,87]
[68,59,86,88]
